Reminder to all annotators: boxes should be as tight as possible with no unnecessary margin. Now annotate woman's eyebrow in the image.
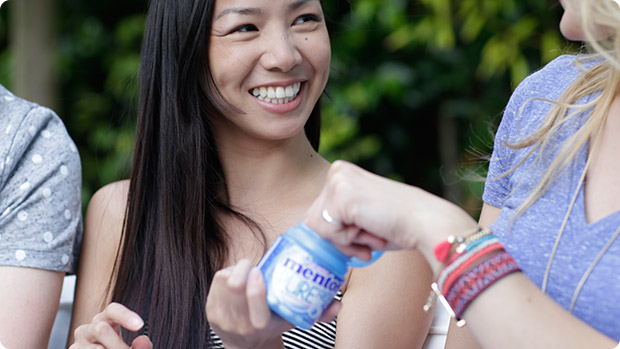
[289,0,314,10]
[214,0,316,21]
[214,7,262,21]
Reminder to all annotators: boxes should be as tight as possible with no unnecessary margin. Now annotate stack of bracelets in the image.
[423,227,522,327]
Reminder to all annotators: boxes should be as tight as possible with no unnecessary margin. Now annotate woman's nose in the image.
[260,31,303,72]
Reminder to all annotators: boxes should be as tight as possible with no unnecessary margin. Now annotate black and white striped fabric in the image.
[210,291,342,348]
[210,320,337,349]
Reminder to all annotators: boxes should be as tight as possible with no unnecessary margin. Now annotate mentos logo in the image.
[282,257,342,292]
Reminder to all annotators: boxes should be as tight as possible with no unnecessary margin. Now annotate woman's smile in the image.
[250,81,302,105]
[208,0,330,140]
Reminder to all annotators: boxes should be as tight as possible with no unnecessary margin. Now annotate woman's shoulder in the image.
[84,180,130,244]
[512,54,599,102]
[499,55,589,133]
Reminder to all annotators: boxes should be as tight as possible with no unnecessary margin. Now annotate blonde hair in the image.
[506,0,620,216]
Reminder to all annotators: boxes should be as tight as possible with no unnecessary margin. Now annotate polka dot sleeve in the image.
[0,88,82,273]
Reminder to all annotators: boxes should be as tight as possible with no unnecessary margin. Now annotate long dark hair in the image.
[110,0,322,346]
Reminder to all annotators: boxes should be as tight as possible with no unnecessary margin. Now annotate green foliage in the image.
[1,0,572,215]
[54,0,145,203]
[321,0,571,215]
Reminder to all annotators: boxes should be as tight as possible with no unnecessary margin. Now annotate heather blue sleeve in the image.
[482,77,527,207]
[482,55,581,207]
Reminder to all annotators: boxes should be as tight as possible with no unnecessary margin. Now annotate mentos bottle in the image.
[257,223,383,329]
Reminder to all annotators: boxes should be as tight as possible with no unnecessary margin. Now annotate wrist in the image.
[414,199,479,271]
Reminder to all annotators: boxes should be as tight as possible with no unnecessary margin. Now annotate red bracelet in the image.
[440,242,504,295]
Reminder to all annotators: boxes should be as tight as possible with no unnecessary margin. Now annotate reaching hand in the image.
[70,302,151,349]
[303,161,478,269]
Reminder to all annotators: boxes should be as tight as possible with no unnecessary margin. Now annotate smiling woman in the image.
[67,0,433,348]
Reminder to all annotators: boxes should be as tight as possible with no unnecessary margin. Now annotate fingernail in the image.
[129,316,144,329]
[248,267,262,285]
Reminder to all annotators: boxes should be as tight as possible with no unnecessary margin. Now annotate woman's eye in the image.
[230,24,258,34]
[293,14,320,25]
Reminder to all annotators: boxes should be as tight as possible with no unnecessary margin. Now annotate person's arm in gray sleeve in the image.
[0,89,82,348]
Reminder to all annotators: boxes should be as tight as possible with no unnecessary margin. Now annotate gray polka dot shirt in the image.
[0,84,82,273]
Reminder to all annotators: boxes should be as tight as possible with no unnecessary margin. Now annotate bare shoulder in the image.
[80,180,130,278]
[87,180,130,223]
[85,180,130,243]
[70,180,130,335]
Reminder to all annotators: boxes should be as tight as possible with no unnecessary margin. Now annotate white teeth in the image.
[250,82,301,105]
[275,87,285,98]
[285,86,294,97]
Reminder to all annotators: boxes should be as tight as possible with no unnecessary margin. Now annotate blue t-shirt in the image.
[483,55,620,340]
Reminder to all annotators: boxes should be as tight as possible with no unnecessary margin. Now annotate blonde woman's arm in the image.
[445,203,499,349]
[304,161,618,349]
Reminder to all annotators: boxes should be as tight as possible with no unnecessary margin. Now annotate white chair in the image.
[423,304,450,349]
[48,275,75,349]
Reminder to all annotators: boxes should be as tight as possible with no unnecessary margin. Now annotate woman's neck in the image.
[217,131,330,216]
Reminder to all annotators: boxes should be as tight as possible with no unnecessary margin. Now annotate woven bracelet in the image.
[439,241,504,296]
[445,250,521,319]
[424,227,493,326]
[425,229,521,327]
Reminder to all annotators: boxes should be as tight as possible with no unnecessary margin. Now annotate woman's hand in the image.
[206,259,340,349]
[304,160,478,270]
[70,302,151,349]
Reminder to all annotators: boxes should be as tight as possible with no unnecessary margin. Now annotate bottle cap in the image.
[348,250,384,267]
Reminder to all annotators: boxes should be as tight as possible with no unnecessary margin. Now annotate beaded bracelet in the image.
[423,227,490,324]
[423,227,521,327]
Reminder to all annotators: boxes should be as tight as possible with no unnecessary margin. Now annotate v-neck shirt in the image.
[483,54,620,340]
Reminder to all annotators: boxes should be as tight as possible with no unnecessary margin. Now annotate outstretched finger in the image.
[94,302,145,333]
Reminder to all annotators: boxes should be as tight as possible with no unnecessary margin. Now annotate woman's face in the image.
[559,0,586,41]
[558,0,614,41]
[209,0,330,143]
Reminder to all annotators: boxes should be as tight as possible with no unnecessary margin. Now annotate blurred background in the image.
[0,0,575,218]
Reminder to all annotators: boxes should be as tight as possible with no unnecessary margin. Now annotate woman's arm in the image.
[0,267,64,348]
[445,203,500,349]
[304,161,618,348]
[335,250,433,348]
[68,181,129,344]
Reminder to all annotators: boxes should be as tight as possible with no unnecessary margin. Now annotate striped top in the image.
[210,320,337,349]
[210,291,342,348]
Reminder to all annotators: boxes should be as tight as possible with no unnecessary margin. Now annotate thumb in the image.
[131,335,152,349]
